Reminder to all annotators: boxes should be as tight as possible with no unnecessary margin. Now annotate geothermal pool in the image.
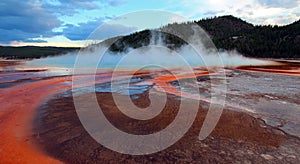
[0,58,299,163]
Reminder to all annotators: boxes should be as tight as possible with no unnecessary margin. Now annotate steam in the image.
[24,30,273,72]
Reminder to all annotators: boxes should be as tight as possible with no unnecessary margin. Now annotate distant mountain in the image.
[0,46,79,59]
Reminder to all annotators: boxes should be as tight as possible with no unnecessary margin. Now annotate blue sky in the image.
[0,0,299,47]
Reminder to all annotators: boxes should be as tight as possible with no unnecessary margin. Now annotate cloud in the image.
[257,0,299,9]
[0,0,128,43]
[0,0,61,43]
[23,39,48,43]
[203,10,225,16]
[59,0,99,9]
[108,0,127,7]
[62,18,137,40]
[177,0,300,25]
[8,36,86,47]
[0,29,37,43]
[57,0,127,8]
[41,0,100,15]
[42,0,127,15]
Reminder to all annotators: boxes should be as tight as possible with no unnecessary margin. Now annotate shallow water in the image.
[179,70,300,137]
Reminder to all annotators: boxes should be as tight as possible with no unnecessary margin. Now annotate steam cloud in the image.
[25,30,272,72]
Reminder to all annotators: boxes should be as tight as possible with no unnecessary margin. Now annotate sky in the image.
[0,0,299,47]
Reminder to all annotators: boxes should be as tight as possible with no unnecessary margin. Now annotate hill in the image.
[0,46,79,59]
[196,15,299,58]
[109,15,300,58]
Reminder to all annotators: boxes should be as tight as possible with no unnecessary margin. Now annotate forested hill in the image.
[0,46,79,59]
[195,15,300,58]
[109,15,299,59]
